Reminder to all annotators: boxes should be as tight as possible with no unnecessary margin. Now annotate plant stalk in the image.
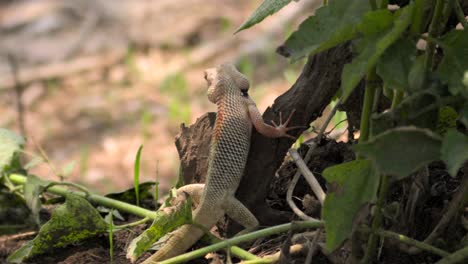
[434,245,468,264]
[360,175,390,264]
[411,0,425,34]
[391,90,404,109]
[358,68,378,145]
[425,0,445,72]
[159,220,324,264]
[9,173,159,219]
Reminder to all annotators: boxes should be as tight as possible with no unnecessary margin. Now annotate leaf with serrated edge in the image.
[322,159,379,251]
[340,3,414,102]
[0,128,25,172]
[126,197,192,262]
[437,29,468,96]
[7,194,108,263]
[278,0,370,60]
[354,126,441,179]
[236,0,292,33]
[441,129,468,177]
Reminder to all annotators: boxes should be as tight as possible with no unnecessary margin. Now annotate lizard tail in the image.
[141,224,204,263]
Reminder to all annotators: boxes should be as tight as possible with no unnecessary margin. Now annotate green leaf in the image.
[322,159,379,251]
[441,129,468,177]
[24,175,49,226]
[236,0,292,33]
[0,128,25,173]
[357,9,394,36]
[134,145,143,206]
[126,197,192,262]
[437,29,468,96]
[278,0,371,60]
[7,194,108,263]
[354,126,442,179]
[340,3,414,102]
[376,38,417,91]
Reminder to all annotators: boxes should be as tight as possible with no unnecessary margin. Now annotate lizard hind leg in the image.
[223,196,259,231]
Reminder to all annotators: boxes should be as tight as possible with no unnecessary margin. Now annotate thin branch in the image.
[286,172,318,221]
[304,228,322,264]
[289,149,326,204]
[317,100,341,143]
[285,100,340,220]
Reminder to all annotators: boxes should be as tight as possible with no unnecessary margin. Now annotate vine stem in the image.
[159,220,324,264]
[358,68,378,145]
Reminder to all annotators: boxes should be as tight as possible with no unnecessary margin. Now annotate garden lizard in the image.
[142,63,298,263]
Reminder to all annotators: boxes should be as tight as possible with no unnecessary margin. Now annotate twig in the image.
[285,100,341,220]
[30,137,62,181]
[304,228,322,264]
[286,143,319,221]
[278,231,294,263]
[317,100,341,143]
[6,53,26,137]
[289,148,326,204]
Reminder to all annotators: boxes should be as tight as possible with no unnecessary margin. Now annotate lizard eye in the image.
[241,90,249,97]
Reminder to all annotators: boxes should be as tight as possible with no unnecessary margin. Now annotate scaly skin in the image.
[142,63,298,263]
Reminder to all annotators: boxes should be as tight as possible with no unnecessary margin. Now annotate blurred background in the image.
[0,0,337,193]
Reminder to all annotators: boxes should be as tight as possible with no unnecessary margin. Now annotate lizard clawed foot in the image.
[271,109,305,139]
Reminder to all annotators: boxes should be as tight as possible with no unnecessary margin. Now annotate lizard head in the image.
[204,63,250,104]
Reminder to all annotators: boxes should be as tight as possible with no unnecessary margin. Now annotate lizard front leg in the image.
[245,96,301,139]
